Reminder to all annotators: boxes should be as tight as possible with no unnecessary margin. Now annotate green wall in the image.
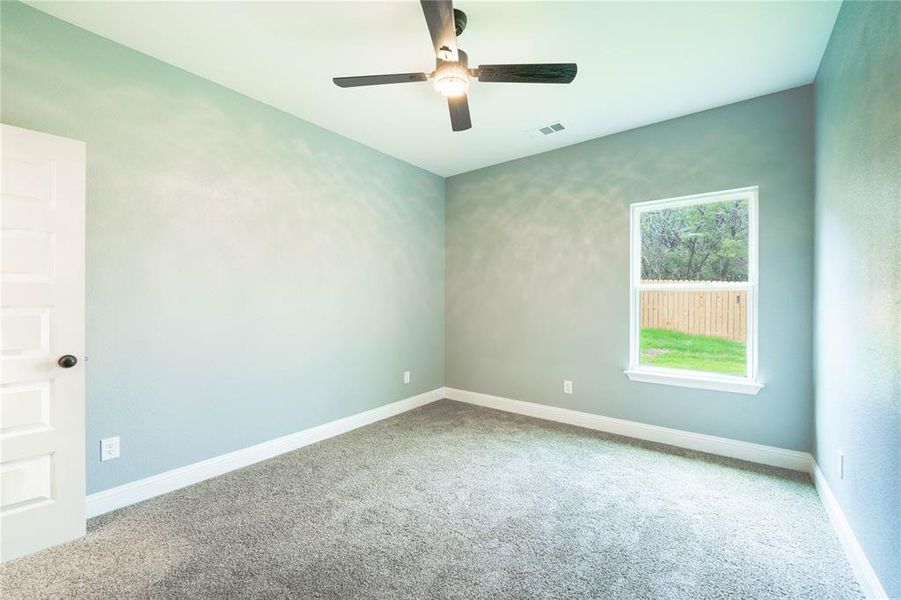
[814,1,901,595]
[1,2,446,494]
[446,86,815,451]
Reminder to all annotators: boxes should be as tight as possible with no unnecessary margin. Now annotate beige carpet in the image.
[0,400,861,599]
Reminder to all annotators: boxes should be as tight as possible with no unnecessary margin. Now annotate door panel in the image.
[0,124,85,562]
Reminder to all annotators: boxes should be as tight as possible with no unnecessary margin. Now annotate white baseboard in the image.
[812,463,888,600]
[85,388,445,518]
[86,385,887,599]
[444,387,813,472]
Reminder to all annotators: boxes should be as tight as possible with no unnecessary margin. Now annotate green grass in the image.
[640,328,746,375]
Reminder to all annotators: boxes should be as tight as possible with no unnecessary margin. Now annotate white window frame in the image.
[624,186,763,395]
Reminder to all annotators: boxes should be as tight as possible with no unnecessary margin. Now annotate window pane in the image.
[640,199,749,282]
[639,288,747,376]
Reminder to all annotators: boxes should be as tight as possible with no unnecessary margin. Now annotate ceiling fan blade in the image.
[447,94,471,132]
[476,63,578,84]
[421,0,458,61]
[333,73,428,88]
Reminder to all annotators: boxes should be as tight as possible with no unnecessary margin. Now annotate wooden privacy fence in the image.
[640,281,747,342]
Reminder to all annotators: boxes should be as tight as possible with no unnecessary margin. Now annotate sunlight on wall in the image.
[0,2,446,494]
[446,87,815,451]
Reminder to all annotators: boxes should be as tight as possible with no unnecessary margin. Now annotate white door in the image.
[0,124,86,561]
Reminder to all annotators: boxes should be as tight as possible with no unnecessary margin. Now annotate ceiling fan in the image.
[332,0,577,132]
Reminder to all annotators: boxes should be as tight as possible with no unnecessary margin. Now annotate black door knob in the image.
[58,355,78,368]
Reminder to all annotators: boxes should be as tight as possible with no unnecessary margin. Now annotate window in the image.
[625,187,762,394]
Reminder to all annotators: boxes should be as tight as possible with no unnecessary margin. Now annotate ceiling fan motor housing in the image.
[437,49,468,71]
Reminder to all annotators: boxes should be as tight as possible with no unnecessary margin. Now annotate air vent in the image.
[526,121,567,139]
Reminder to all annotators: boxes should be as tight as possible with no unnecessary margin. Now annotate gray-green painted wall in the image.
[1,3,445,494]
[446,86,815,451]
[814,1,901,595]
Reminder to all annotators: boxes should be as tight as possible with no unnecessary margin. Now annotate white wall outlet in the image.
[838,450,844,479]
[101,437,120,461]
[403,371,411,384]
[563,380,573,394]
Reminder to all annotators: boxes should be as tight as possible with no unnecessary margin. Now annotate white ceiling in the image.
[28,1,840,177]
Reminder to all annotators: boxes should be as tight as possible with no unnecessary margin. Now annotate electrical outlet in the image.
[101,437,120,461]
[839,450,844,479]
[563,380,573,394]
[403,371,411,384]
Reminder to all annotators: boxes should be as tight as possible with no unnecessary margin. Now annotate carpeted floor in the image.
[1,400,861,599]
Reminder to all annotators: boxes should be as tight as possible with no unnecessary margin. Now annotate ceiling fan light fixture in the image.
[331,2,577,132]
[432,67,470,97]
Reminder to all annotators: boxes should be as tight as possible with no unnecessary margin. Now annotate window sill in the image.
[623,369,764,395]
